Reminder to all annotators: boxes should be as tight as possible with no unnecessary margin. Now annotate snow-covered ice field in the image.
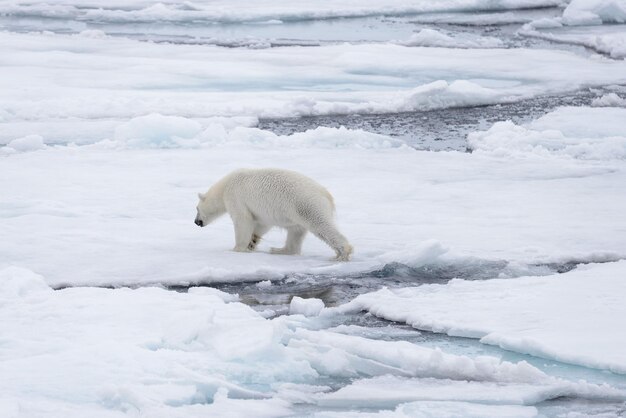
[2,1,626,417]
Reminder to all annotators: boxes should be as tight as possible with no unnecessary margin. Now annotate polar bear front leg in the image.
[231,213,255,253]
[248,223,271,251]
[271,225,307,255]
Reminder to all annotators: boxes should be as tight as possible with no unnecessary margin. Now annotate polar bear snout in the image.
[194,218,204,227]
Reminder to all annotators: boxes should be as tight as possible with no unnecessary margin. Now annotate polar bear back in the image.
[222,168,335,228]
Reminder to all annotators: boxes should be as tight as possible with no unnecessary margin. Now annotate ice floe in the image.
[3,30,626,141]
[397,28,504,48]
[340,260,626,373]
[2,106,626,287]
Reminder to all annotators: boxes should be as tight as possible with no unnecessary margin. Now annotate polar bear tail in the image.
[323,189,336,214]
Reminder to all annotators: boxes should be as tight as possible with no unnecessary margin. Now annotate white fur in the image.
[195,168,352,261]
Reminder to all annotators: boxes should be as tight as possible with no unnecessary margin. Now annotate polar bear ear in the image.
[197,192,206,201]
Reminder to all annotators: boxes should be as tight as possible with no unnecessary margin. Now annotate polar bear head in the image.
[195,191,224,227]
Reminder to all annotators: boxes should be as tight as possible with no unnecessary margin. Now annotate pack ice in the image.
[2,3,626,417]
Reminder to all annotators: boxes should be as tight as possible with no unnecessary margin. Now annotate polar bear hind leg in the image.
[309,222,353,261]
[271,225,307,255]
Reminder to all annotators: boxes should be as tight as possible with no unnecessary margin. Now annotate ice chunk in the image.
[468,107,626,160]
[289,297,325,317]
[592,92,626,107]
[114,113,203,148]
[525,17,563,29]
[377,240,448,267]
[3,135,46,153]
[520,26,626,59]
[317,375,625,409]
[289,328,547,382]
[530,106,626,138]
[256,280,273,289]
[398,29,503,48]
[0,266,51,298]
[563,0,626,25]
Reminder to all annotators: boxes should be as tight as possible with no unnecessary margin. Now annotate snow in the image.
[289,297,325,317]
[341,260,626,373]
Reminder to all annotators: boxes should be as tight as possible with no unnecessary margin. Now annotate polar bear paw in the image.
[333,244,353,262]
[247,234,261,251]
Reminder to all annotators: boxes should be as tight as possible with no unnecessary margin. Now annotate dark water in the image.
[197,258,577,310]
[259,88,619,151]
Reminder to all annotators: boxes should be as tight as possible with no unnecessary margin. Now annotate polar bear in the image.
[195,168,353,261]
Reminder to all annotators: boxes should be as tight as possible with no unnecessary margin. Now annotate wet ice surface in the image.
[197,265,626,417]
[197,259,576,309]
[0,6,580,50]
[0,8,550,42]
